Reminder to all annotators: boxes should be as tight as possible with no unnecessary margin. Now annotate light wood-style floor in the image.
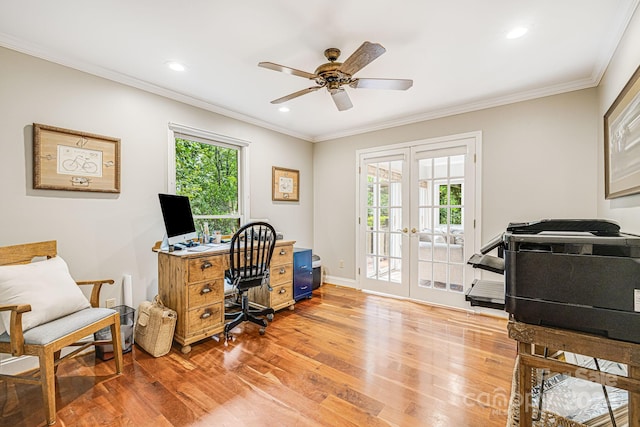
[1,284,517,427]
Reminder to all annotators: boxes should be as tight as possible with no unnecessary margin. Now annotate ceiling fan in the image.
[258,41,413,111]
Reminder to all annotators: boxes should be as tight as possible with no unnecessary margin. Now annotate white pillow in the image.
[0,256,91,335]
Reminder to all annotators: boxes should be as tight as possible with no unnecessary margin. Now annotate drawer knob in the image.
[279,268,286,274]
[278,288,286,294]
[279,249,286,255]
[200,286,212,295]
[200,311,212,319]
[201,261,213,270]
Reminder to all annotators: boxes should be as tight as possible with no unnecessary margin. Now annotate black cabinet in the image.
[293,248,313,301]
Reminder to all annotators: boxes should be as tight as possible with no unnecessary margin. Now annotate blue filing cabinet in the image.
[293,248,313,301]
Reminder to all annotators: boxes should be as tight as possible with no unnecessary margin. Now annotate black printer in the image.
[466,219,640,344]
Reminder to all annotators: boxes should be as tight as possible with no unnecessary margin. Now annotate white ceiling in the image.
[1,1,638,142]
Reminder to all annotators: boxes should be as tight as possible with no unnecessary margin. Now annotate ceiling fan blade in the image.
[339,41,386,76]
[330,88,353,111]
[258,62,317,80]
[350,78,413,90]
[270,86,322,104]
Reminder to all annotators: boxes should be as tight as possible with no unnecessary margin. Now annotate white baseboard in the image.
[323,275,357,289]
[0,340,94,375]
[0,354,39,375]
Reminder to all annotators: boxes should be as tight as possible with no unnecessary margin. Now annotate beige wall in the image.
[314,89,599,284]
[597,5,640,233]
[0,46,313,314]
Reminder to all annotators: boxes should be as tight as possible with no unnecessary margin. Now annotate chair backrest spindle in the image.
[228,222,276,292]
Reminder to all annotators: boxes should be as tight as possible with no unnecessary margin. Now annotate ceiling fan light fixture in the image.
[259,41,412,111]
[506,26,528,39]
[166,61,186,72]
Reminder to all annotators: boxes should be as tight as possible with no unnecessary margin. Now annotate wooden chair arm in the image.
[76,279,115,308]
[0,304,31,357]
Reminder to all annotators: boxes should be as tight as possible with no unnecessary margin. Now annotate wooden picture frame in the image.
[272,166,299,201]
[33,123,121,193]
[604,64,640,199]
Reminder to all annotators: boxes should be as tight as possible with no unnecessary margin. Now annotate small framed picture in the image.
[33,123,121,193]
[272,166,299,202]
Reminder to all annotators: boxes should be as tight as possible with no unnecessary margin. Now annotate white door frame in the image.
[355,131,482,307]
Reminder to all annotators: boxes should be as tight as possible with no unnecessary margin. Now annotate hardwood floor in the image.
[1,284,517,427]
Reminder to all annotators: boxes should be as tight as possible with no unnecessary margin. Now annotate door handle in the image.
[411,227,417,233]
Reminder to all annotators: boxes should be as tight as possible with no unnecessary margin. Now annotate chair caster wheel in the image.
[259,328,266,335]
[266,313,274,322]
[224,333,235,346]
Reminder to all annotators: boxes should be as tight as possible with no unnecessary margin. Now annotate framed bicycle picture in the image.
[33,123,121,193]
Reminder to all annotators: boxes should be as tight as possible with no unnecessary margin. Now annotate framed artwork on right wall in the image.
[604,64,640,199]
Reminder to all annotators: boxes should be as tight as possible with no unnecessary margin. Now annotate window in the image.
[168,123,249,235]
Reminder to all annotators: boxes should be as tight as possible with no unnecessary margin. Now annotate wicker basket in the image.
[134,296,177,357]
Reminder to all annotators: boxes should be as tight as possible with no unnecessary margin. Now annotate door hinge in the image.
[358,267,360,275]
[359,166,361,174]
[474,219,476,228]
[358,217,361,225]
[474,154,476,163]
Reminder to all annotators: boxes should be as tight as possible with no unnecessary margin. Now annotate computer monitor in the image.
[158,193,199,246]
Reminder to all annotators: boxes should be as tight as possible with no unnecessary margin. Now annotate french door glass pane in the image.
[450,155,465,177]
[365,160,403,285]
[416,153,466,295]
[419,261,432,288]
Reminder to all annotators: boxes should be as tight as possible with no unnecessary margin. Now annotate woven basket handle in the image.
[153,295,166,308]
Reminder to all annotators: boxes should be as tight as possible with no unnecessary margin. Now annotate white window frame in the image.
[167,122,251,224]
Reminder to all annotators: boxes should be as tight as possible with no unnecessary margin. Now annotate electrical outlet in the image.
[339,259,344,268]
[105,298,116,308]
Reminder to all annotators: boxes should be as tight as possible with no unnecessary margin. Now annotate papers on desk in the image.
[186,243,230,252]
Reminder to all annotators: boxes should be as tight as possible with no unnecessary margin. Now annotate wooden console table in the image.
[508,320,640,427]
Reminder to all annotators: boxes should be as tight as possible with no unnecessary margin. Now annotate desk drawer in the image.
[270,283,293,307]
[270,264,292,286]
[188,279,223,308]
[272,245,293,266]
[187,303,223,335]
[188,255,224,283]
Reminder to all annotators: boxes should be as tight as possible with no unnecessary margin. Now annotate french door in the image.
[357,133,479,309]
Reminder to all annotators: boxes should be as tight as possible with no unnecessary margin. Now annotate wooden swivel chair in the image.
[224,222,276,342]
[0,241,123,425]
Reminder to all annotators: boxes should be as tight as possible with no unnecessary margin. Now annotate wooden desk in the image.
[508,321,640,427]
[157,240,295,353]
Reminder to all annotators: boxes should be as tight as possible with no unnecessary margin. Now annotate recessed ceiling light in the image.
[166,61,186,72]
[506,27,528,39]
[278,106,290,113]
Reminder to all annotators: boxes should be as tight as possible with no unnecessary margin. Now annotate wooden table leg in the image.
[631,365,640,427]
[518,342,533,427]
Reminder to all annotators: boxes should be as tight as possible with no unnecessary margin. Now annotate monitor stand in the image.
[160,234,170,251]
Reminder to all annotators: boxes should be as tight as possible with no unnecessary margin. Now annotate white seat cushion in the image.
[0,307,116,345]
